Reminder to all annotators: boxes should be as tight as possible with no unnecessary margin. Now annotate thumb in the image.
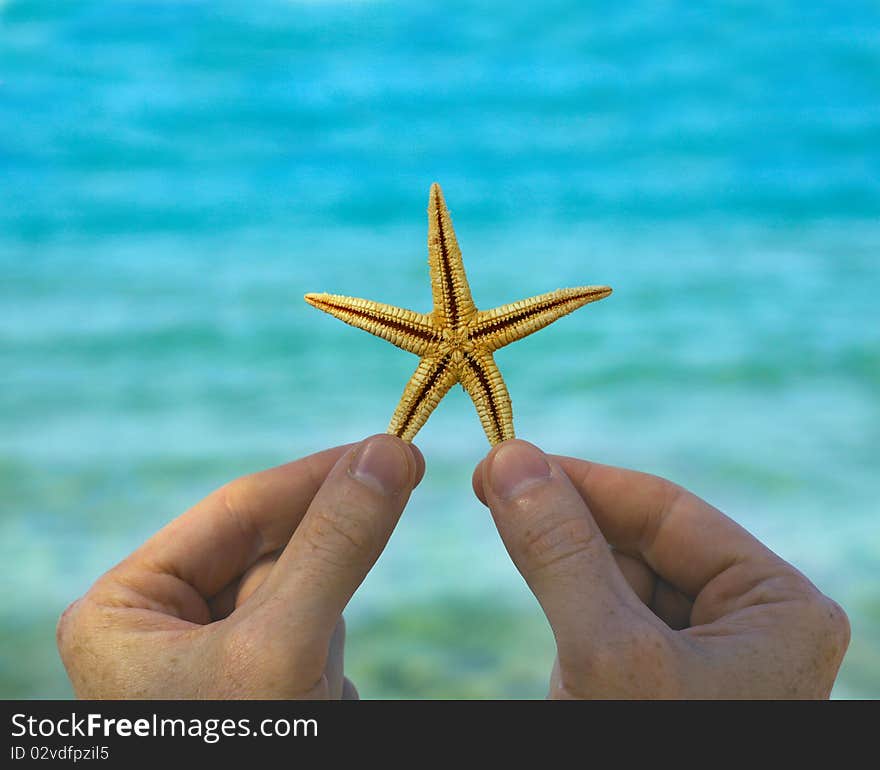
[480,440,652,655]
[252,434,421,649]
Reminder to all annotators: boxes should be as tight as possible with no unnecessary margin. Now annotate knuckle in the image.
[815,596,851,658]
[217,476,249,513]
[656,476,686,512]
[643,477,687,541]
[520,514,600,574]
[788,590,852,670]
[304,502,378,564]
[216,477,260,539]
[56,598,84,654]
[744,568,816,607]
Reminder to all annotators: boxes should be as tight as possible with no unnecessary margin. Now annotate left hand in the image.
[56,434,423,699]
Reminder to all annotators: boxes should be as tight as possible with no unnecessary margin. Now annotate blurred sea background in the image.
[1,0,878,698]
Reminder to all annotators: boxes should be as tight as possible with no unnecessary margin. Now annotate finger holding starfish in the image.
[305,183,612,446]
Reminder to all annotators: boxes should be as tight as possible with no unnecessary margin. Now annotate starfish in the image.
[305,183,612,445]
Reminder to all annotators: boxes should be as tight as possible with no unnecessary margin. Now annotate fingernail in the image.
[349,435,412,495]
[408,442,426,487]
[489,441,552,500]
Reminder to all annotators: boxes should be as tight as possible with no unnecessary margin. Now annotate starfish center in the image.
[438,325,475,361]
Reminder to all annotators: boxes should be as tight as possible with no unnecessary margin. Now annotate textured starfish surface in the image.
[305,183,612,445]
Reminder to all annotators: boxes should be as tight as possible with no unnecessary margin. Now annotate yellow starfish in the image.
[305,183,612,445]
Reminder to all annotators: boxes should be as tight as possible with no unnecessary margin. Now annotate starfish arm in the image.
[305,293,438,356]
[459,351,515,445]
[387,354,459,442]
[470,286,612,353]
[428,183,477,329]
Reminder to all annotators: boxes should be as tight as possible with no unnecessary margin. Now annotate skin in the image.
[472,440,851,698]
[57,435,425,699]
[57,435,850,699]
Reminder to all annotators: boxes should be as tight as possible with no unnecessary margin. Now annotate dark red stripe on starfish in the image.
[471,293,591,341]
[464,353,504,441]
[319,301,437,343]
[395,354,452,437]
[436,204,459,328]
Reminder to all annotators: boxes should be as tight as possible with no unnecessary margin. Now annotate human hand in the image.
[473,440,850,699]
[57,434,423,699]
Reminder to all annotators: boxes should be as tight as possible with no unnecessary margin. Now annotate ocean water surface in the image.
[1,0,878,697]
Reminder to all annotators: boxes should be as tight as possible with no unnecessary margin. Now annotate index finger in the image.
[551,456,784,599]
[117,443,354,602]
[473,453,783,600]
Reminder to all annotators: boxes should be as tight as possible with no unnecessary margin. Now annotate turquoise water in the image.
[1,0,878,698]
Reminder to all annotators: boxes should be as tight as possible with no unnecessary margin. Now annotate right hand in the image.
[473,439,850,699]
